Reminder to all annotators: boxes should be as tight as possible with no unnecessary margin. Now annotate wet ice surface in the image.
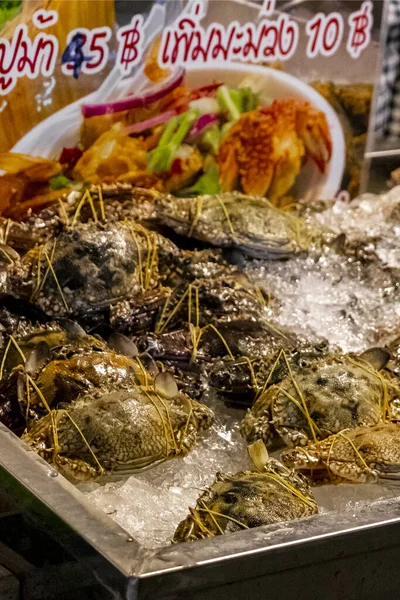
[249,189,400,353]
[83,187,400,549]
[249,252,400,353]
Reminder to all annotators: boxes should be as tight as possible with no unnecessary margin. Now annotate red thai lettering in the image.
[0,24,58,94]
[159,9,299,66]
[347,1,373,59]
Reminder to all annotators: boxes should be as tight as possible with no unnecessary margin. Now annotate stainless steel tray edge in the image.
[0,425,144,582]
[3,423,400,599]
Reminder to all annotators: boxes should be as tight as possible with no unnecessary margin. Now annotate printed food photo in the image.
[0,2,398,599]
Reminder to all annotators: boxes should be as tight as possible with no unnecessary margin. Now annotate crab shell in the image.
[281,423,400,484]
[155,192,319,260]
[240,354,390,450]
[23,386,215,482]
[173,458,318,543]
[209,342,329,407]
[9,218,178,329]
[0,324,106,379]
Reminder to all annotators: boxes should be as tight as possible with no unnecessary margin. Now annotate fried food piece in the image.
[0,153,61,181]
[74,125,148,184]
[217,100,332,203]
[0,153,63,217]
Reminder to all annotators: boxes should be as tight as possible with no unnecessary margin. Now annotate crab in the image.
[22,373,214,482]
[154,272,271,334]
[240,348,393,450]
[133,272,291,397]
[154,192,320,260]
[217,100,332,204]
[209,341,329,407]
[173,442,318,542]
[0,322,153,432]
[6,218,176,334]
[281,423,400,485]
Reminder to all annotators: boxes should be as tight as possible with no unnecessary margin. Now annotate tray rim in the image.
[3,421,400,596]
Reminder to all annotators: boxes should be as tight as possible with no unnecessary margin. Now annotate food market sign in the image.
[0,0,386,204]
[0,1,374,91]
[159,0,373,65]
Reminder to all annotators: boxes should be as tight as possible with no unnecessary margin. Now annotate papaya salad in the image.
[0,64,332,219]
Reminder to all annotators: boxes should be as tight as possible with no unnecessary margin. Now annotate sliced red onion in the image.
[125,109,177,135]
[82,68,185,118]
[186,114,219,143]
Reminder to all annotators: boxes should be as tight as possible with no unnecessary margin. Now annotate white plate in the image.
[13,63,345,202]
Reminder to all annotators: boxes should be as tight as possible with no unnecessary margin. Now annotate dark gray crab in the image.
[134,273,290,397]
[208,341,330,407]
[173,444,318,543]
[240,348,393,450]
[281,423,400,484]
[154,192,322,260]
[23,374,214,482]
[6,219,176,333]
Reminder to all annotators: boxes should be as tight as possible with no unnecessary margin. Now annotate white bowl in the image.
[13,63,345,202]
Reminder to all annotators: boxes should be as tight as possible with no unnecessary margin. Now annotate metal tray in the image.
[2,422,400,600]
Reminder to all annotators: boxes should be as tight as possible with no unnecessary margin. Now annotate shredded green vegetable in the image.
[200,125,220,155]
[148,109,200,173]
[182,163,220,196]
[217,85,259,121]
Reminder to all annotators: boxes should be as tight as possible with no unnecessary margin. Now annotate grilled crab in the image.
[173,443,318,542]
[155,192,319,260]
[217,100,332,204]
[23,374,214,482]
[281,423,400,485]
[240,348,393,449]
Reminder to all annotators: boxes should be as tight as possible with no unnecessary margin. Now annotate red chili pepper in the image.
[171,158,183,175]
[59,147,83,168]
[189,82,223,101]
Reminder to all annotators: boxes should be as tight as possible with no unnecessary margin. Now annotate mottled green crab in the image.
[0,322,146,427]
[174,441,318,542]
[155,192,322,260]
[22,372,214,482]
[5,216,175,334]
[240,348,395,449]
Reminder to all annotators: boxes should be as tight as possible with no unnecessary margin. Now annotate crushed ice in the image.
[83,187,400,548]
